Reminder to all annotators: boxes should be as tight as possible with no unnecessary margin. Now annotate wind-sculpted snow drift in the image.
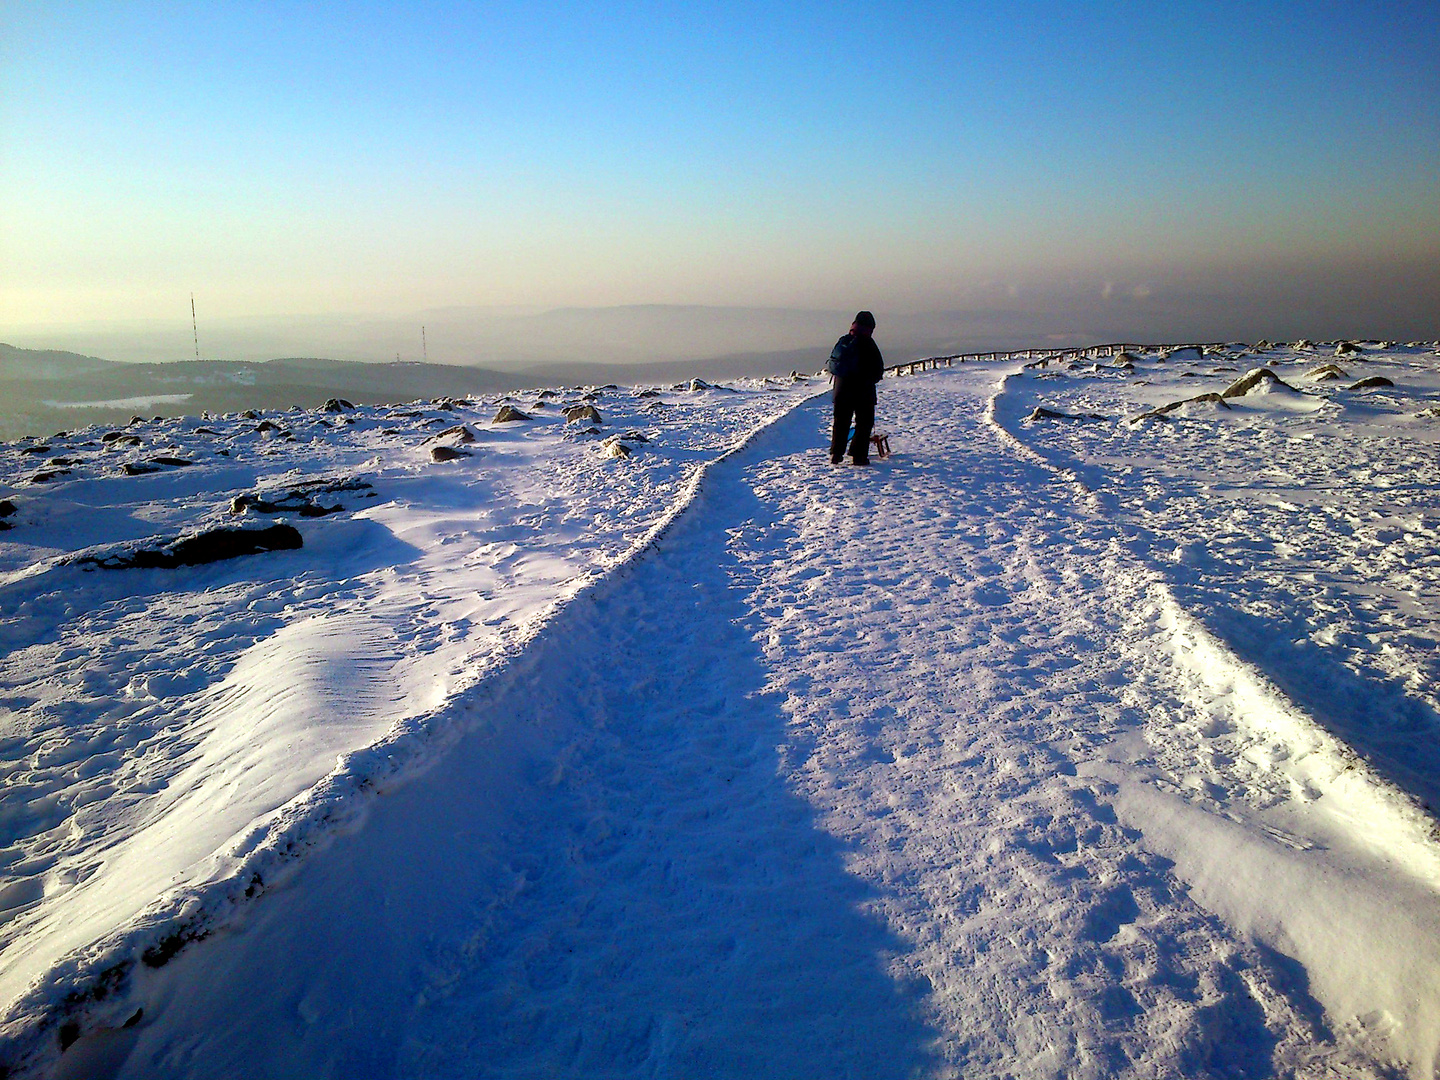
[990,342,1440,1074]
[3,344,1440,1078]
[0,375,825,1076]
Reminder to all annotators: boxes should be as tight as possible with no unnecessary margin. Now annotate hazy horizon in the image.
[3,2,1437,354]
[7,263,1438,371]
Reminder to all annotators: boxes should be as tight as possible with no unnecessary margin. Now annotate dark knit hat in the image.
[853,310,876,330]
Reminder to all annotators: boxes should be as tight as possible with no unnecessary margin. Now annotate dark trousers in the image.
[831,383,876,462]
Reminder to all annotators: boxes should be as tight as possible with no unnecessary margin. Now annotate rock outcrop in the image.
[77,524,303,570]
[563,405,603,424]
[1221,368,1297,398]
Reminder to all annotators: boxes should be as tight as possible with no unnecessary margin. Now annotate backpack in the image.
[826,335,860,378]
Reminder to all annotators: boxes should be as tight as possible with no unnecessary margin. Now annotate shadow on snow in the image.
[99,403,939,1080]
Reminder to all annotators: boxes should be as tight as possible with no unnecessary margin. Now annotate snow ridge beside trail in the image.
[989,362,1440,1076]
[88,367,1428,1078]
[0,382,827,1079]
[988,363,1440,870]
[988,349,1440,809]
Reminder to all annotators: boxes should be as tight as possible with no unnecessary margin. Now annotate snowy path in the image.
[0,376,818,1041]
[60,366,1440,1078]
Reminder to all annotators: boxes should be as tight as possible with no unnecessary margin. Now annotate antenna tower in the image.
[422,325,428,363]
[191,294,200,360]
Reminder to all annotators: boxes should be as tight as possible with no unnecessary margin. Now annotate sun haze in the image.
[2,1,1437,362]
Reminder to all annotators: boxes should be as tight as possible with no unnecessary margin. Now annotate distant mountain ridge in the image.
[0,342,819,441]
[0,343,117,380]
[0,345,525,441]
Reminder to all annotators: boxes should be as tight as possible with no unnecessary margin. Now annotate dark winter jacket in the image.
[829,334,885,401]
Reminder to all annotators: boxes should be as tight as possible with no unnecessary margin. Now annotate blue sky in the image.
[2,0,1437,352]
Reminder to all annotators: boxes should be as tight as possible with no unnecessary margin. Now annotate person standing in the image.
[826,310,885,465]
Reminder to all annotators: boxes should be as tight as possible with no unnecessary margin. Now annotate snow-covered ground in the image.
[1,344,1438,1078]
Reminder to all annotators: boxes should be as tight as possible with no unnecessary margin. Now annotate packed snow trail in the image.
[0,374,819,1050]
[74,366,1437,1079]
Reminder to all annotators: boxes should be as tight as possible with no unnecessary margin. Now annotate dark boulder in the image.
[562,404,603,424]
[1348,376,1395,391]
[426,424,478,445]
[78,524,303,570]
[1026,406,1106,422]
[228,476,369,517]
[1221,368,1297,397]
[1131,393,1232,422]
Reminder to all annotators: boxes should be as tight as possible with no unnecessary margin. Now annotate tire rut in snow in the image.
[989,364,1440,1072]
[100,374,1397,1080]
[726,374,1396,1078]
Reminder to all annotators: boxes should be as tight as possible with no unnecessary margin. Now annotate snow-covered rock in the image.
[562,404,603,424]
[1221,366,1297,397]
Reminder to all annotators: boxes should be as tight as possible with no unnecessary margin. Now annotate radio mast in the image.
[191,294,200,360]
[422,325,428,363]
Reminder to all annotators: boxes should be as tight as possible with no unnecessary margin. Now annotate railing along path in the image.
[885,341,1229,376]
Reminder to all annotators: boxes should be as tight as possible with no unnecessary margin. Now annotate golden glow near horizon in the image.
[2,1,1437,353]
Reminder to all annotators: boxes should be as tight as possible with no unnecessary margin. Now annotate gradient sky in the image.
[2,0,1438,353]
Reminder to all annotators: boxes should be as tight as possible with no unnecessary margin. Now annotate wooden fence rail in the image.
[884,341,1230,377]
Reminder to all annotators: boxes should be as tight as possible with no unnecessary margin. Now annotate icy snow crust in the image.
[0,377,821,1073]
[4,346,1440,1077]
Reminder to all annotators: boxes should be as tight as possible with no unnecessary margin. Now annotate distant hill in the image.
[0,343,821,442]
[0,343,118,380]
[515,347,824,387]
[0,345,525,441]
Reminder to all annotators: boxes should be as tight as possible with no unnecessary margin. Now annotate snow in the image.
[0,376,819,1072]
[3,345,1440,1078]
[39,395,196,412]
